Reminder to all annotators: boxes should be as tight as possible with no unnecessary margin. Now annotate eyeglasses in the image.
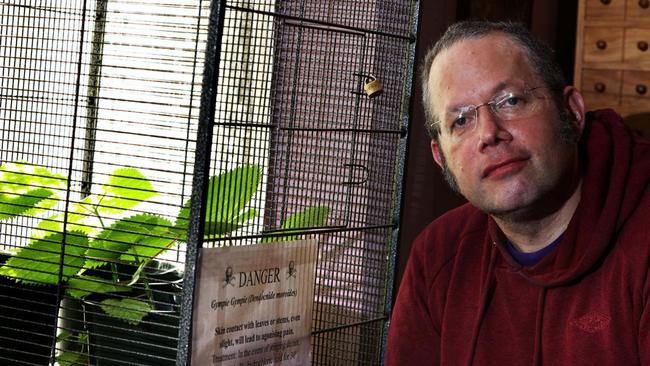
[435,86,549,141]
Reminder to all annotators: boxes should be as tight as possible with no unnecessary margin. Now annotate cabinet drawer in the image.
[583,27,624,63]
[621,71,650,118]
[581,69,622,95]
[623,28,650,63]
[581,69,622,110]
[626,0,650,20]
[586,0,625,21]
[622,70,650,99]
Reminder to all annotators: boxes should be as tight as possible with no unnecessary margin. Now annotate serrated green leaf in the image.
[0,163,67,220]
[206,165,261,223]
[31,198,113,242]
[28,169,153,241]
[262,206,330,243]
[169,223,188,242]
[0,231,88,285]
[56,329,74,343]
[176,165,262,239]
[173,203,189,240]
[99,298,152,325]
[281,206,330,230]
[67,275,131,298]
[0,162,67,190]
[233,208,258,224]
[28,212,95,244]
[120,218,175,263]
[78,331,89,345]
[30,200,102,242]
[86,213,174,268]
[56,350,87,366]
[0,188,55,220]
[56,329,89,363]
[96,168,157,214]
[67,195,98,222]
[28,214,63,242]
[204,221,245,238]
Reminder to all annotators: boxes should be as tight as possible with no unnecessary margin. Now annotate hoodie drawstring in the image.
[532,288,547,366]
[465,244,548,366]
[466,243,498,366]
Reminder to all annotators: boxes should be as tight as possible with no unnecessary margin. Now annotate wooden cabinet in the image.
[585,0,625,21]
[580,69,622,109]
[583,27,624,63]
[574,0,650,117]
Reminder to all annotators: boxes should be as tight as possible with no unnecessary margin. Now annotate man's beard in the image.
[438,149,461,194]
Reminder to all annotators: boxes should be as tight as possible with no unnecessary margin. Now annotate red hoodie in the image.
[386,109,650,365]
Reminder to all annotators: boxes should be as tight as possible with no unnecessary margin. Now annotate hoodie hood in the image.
[489,109,650,287]
[386,109,650,366]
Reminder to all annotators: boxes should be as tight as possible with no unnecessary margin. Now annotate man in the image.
[386,21,650,365]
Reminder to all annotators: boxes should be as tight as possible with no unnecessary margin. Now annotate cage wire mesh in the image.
[0,0,418,365]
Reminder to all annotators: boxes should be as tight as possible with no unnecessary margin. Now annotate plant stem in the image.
[93,199,105,228]
[111,262,118,283]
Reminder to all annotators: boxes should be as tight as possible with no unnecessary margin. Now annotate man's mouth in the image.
[482,157,529,179]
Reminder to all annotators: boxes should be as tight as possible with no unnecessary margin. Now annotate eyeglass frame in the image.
[432,86,551,140]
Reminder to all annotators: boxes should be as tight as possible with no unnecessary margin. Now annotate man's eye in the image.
[452,115,469,129]
[499,94,526,108]
[505,96,520,106]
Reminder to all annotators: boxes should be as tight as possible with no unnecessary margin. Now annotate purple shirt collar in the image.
[506,234,564,267]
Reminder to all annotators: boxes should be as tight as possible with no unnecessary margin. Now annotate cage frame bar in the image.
[176,0,227,364]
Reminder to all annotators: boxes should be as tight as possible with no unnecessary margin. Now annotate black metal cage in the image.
[0,1,419,364]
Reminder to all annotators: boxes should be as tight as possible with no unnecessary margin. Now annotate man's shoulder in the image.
[410,203,488,266]
[420,203,487,240]
[631,132,650,172]
[622,129,650,230]
[619,180,650,238]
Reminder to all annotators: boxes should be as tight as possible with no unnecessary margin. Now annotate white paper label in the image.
[191,240,317,365]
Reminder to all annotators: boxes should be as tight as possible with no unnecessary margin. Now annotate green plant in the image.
[0,162,330,364]
[0,162,330,318]
[0,164,265,321]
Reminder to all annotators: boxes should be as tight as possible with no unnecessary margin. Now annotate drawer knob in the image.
[638,41,649,51]
[594,82,607,93]
[636,84,647,95]
[601,0,611,4]
[596,40,607,50]
[640,0,650,9]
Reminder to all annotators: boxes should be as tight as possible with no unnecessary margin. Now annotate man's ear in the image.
[564,86,586,137]
[431,140,444,168]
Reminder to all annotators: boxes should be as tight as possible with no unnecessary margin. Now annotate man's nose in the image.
[475,104,509,148]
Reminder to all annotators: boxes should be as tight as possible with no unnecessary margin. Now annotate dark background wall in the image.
[395,0,578,289]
